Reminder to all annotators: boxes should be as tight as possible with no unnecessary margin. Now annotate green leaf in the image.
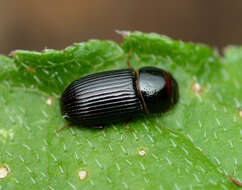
[0,32,241,189]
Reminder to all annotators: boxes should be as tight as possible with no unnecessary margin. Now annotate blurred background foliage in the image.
[1,0,242,54]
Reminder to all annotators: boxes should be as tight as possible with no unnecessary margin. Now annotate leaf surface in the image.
[0,32,241,190]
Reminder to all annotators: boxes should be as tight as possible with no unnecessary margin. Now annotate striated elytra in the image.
[60,67,179,127]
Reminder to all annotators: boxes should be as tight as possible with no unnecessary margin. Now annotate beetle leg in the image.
[56,123,72,133]
[124,118,134,132]
[126,50,133,69]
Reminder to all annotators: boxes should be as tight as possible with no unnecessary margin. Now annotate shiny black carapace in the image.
[60,67,179,127]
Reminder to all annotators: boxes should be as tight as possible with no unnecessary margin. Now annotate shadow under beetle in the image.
[60,66,179,128]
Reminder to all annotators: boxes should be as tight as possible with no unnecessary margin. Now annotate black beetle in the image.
[60,66,179,127]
